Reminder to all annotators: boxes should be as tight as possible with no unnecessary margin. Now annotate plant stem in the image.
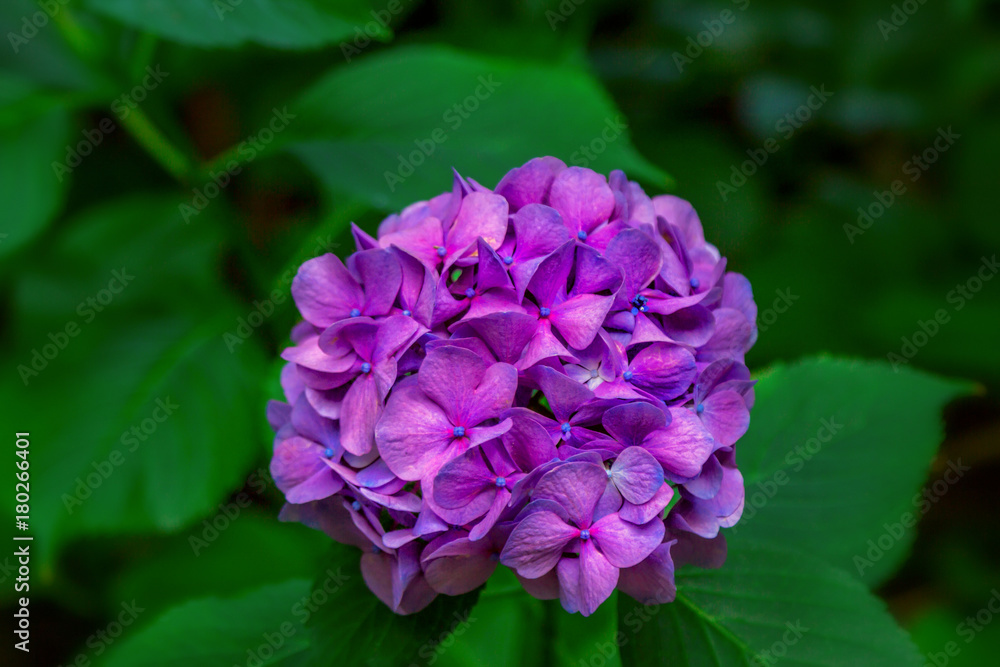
[119,107,195,183]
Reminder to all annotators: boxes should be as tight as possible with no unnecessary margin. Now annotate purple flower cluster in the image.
[269,157,757,616]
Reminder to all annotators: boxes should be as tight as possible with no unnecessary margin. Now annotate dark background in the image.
[1,0,998,664]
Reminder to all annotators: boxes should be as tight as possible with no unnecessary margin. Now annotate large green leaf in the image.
[100,579,312,667]
[619,540,923,666]
[288,45,670,210]
[306,543,482,667]
[83,0,390,49]
[1,195,266,564]
[0,99,69,260]
[732,357,971,585]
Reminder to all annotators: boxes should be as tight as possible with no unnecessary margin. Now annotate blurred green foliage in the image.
[1,0,997,664]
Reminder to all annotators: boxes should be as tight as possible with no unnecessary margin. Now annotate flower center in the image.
[324,448,335,458]
[360,362,372,374]
[623,370,634,381]
[465,288,476,299]
[577,230,587,240]
[630,294,649,314]
[538,307,551,318]
[495,476,507,488]
[589,368,599,379]
[453,426,466,438]
[402,309,411,317]
[696,403,705,414]
[436,246,446,257]
[579,529,591,541]
[690,277,700,289]
[350,308,361,317]
[560,422,571,434]
[504,256,514,265]
[351,500,361,511]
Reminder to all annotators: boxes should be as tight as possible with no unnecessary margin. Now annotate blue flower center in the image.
[504,256,514,265]
[690,277,700,289]
[623,370,634,381]
[589,368,599,379]
[560,422,571,434]
[579,529,591,541]
[453,426,466,438]
[495,476,507,488]
[351,500,361,511]
[436,246,447,257]
[360,362,372,374]
[538,307,551,317]
[577,230,587,240]
[465,288,476,299]
[324,448,334,458]
[630,295,649,314]
[350,308,361,317]
[402,309,411,317]
[696,403,705,414]
[630,307,639,316]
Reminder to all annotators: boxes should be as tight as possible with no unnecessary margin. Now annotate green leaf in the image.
[288,44,670,210]
[732,357,972,585]
[100,579,312,667]
[2,195,266,564]
[0,106,69,260]
[306,543,482,667]
[83,0,390,49]
[619,540,923,666]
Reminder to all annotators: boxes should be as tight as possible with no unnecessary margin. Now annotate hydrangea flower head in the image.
[269,158,757,616]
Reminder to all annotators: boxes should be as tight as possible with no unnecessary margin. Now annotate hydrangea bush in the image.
[268,157,757,617]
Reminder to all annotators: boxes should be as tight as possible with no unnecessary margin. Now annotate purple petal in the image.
[628,343,697,401]
[532,462,608,527]
[618,542,677,605]
[551,294,614,350]
[527,365,594,422]
[495,156,566,211]
[700,389,750,447]
[433,449,494,509]
[422,534,497,595]
[461,313,538,365]
[350,248,401,317]
[602,402,668,447]
[619,482,674,525]
[557,540,618,616]
[604,229,662,304]
[610,447,665,505]
[549,167,615,235]
[643,408,714,479]
[291,254,362,327]
[527,240,574,307]
[591,514,665,568]
[445,192,508,264]
[376,382,459,481]
[340,374,381,456]
[500,510,579,578]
